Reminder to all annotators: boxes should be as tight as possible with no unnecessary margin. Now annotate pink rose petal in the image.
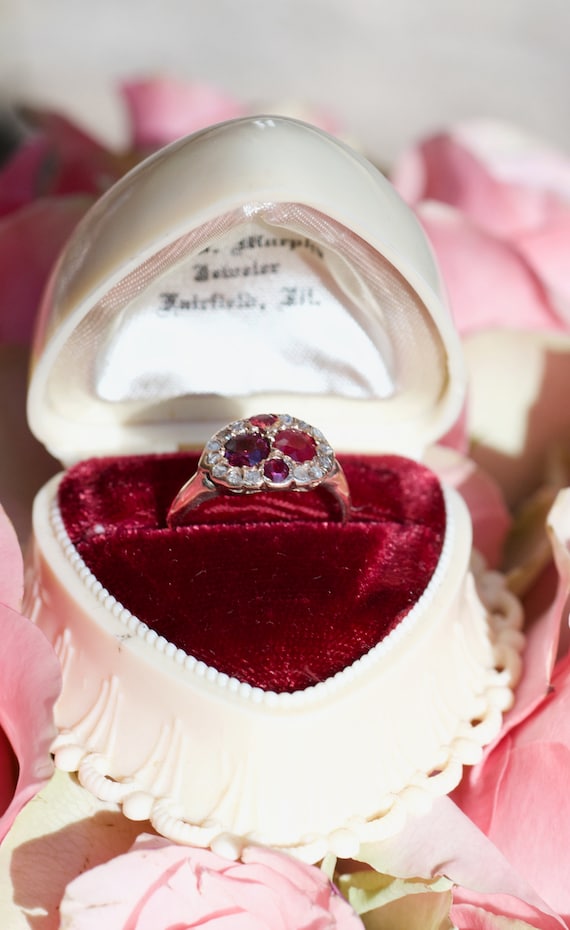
[439,401,469,455]
[0,503,23,609]
[450,491,570,921]
[417,202,562,336]
[59,836,363,929]
[0,112,123,219]
[0,196,90,345]
[358,796,565,929]
[0,603,61,842]
[20,109,123,199]
[61,836,362,930]
[427,446,512,568]
[454,490,570,826]
[122,77,246,150]
[389,143,427,206]
[449,121,570,205]
[517,213,570,323]
[393,128,567,239]
[478,740,570,921]
[456,646,570,923]
[0,136,50,218]
[452,901,553,930]
[0,420,58,844]
[392,121,570,339]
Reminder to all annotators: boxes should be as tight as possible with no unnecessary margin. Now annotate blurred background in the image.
[1,0,569,161]
[1,0,569,541]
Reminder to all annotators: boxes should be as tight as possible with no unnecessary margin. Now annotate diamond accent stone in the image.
[243,468,263,488]
[226,468,243,487]
[293,464,311,483]
[211,462,229,479]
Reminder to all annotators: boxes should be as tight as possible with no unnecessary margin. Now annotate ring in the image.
[167,414,351,526]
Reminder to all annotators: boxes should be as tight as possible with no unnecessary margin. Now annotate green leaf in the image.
[336,870,454,930]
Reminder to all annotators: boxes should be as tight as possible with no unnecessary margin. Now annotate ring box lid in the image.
[27,116,465,466]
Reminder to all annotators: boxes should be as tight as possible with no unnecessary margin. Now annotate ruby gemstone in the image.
[273,429,317,463]
[249,414,278,428]
[224,433,270,466]
[263,458,290,482]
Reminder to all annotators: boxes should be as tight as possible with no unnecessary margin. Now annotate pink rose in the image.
[450,490,570,923]
[455,642,570,920]
[122,77,246,150]
[0,110,115,345]
[353,793,566,929]
[58,836,364,929]
[392,120,570,337]
[0,199,90,345]
[120,77,341,152]
[0,502,61,841]
[0,110,125,218]
[393,123,570,505]
[344,488,570,928]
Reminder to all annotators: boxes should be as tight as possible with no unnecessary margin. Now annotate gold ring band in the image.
[167,414,351,526]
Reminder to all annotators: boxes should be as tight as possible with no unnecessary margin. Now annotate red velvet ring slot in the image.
[58,452,446,692]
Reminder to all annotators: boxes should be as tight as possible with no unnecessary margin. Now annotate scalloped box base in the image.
[25,451,523,861]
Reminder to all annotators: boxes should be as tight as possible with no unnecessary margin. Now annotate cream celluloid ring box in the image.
[25,116,524,862]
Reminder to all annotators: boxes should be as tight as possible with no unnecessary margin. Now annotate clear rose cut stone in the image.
[263,459,290,482]
[273,429,317,463]
[211,462,229,479]
[293,464,311,483]
[226,468,243,487]
[243,468,263,487]
[225,433,270,466]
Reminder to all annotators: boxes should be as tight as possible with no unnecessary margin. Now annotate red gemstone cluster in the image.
[201,414,333,492]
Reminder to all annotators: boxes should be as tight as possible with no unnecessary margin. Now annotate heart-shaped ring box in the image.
[25,117,523,862]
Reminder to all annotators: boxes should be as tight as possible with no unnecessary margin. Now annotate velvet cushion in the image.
[58,452,446,692]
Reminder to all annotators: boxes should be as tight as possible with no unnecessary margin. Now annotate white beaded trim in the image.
[143,567,522,861]
[49,486,457,706]
[49,493,525,861]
